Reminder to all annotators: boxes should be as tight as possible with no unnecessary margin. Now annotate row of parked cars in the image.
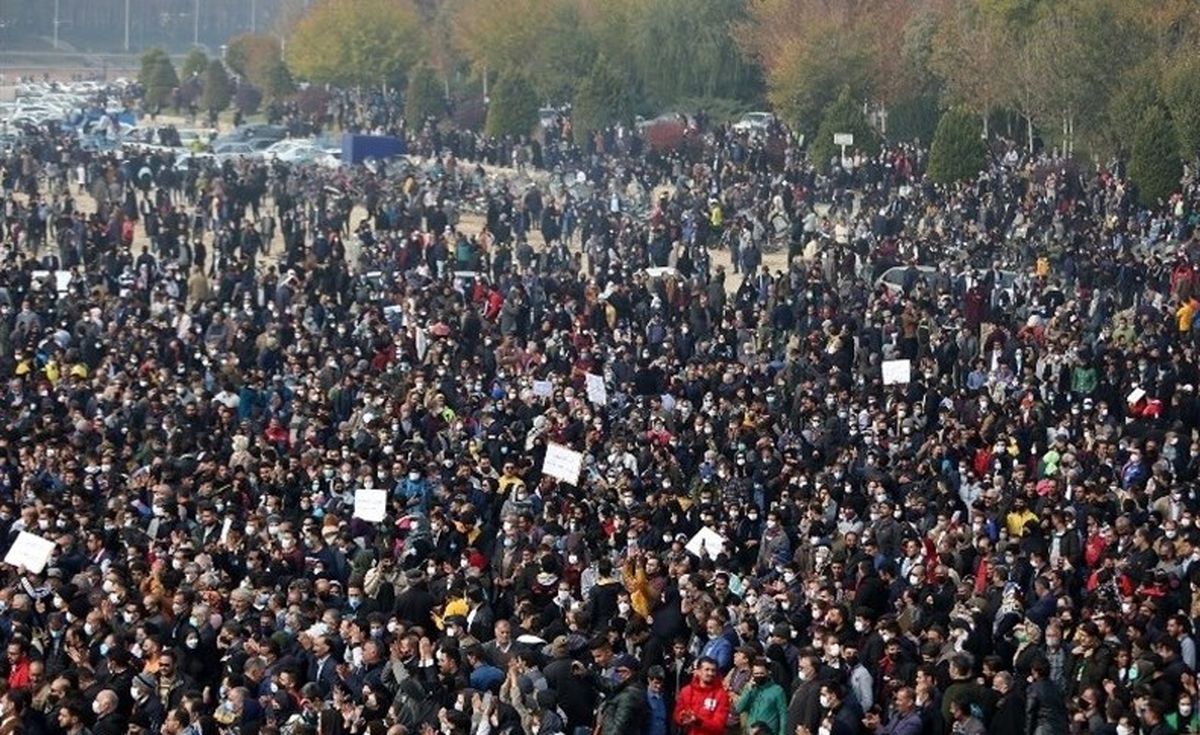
[5,80,342,168]
[122,122,341,167]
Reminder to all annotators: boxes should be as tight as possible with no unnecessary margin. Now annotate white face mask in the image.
[819,694,832,709]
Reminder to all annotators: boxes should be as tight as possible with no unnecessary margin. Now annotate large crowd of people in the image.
[0,81,1195,735]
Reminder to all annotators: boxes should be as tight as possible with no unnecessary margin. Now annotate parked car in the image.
[731,111,776,134]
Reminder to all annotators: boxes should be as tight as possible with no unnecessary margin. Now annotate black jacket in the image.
[598,678,648,735]
[988,690,1025,735]
[1025,679,1068,735]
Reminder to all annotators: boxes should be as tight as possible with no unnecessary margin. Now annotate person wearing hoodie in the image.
[674,657,730,735]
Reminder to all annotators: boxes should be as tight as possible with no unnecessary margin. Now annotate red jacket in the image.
[7,657,30,690]
[673,675,730,735]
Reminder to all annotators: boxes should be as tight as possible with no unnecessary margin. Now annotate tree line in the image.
[138,0,1200,204]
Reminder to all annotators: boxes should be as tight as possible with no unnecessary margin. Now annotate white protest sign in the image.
[4,531,55,574]
[881,359,912,386]
[543,443,584,485]
[353,488,388,522]
[833,133,855,147]
[585,373,607,405]
[1127,387,1146,405]
[685,527,726,559]
[415,328,429,361]
[532,380,553,398]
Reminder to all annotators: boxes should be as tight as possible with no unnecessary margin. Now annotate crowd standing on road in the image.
[0,84,1198,735]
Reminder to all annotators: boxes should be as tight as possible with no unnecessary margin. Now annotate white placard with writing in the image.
[353,488,388,522]
[4,531,55,574]
[881,359,912,386]
[585,373,607,405]
[542,443,584,485]
[685,527,726,559]
[532,380,553,398]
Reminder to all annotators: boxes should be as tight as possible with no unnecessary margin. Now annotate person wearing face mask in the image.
[130,673,166,734]
[785,654,829,735]
[756,512,792,572]
[90,688,125,735]
[1167,692,1200,733]
[735,659,786,735]
[1019,621,1074,696]
[698,616,733,674]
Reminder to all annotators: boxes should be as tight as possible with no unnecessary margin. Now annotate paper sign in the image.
[833,133,854,147]
[353,488,388,522]
[532,380,553,398]
[585,373,607,405]
[542,443,584,485]
[220,517,233,544]
[685,527,726,559]
[1127,388,1146,405]
[4,531,55,574]
[882,359,912,386]
[415,328,428,361]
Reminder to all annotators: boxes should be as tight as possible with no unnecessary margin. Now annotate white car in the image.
[731,111,776,134]
[263,139,319,163]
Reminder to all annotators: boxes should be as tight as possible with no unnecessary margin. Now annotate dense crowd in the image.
[0,83,1197,735]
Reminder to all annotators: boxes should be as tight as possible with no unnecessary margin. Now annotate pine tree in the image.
[810,86,878,171]
[1129,105,1183,207]
[202,60,233,115]
[572,55,634,144]
[143,57,179,112]
[485,74,538,137]
[181,48,208,80]
[405,62,444,127]
[926,107,987,184]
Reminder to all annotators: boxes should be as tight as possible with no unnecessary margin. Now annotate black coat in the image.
[1025,680,1068,735]
[598,678,648,735]
[989,690,1025,735]
[545,657,599,732]
[785,678,823,735]
[854,573,890,620]
[92,712,126,735]
[393,583,437,632]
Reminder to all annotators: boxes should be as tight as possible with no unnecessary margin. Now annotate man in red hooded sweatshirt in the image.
[673,657,730,735]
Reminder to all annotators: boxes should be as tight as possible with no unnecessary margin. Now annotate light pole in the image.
[250,0,257,33]
[52,0,59,50]
[193,0,199,46]
[124,0,130,52]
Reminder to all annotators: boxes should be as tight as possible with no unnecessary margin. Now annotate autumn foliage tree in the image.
[286,0,425,89]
